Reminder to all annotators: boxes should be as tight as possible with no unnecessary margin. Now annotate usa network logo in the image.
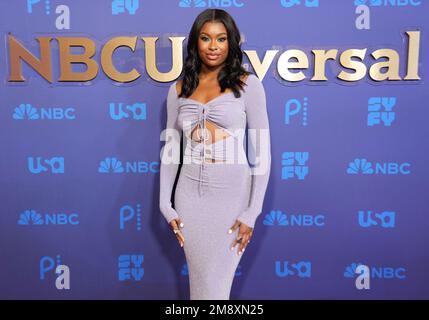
[346,158,410,175]
[98,157,159,174]
[344,263,406,280]
[275,260,311,278]
[263,210,325,227]
[13,103,76,120]
[358,210,395,228]
[18,209,79,226]
[367,97,396,127]
[28,156,64,174]
[354,0,422,7]
[179,0,245,8]
[109,102,146,120]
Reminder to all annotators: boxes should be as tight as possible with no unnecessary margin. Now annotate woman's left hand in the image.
[228,220,253,255]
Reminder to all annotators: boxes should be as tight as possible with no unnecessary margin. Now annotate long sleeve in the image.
[236,74,272,229]
[159,82,181,224]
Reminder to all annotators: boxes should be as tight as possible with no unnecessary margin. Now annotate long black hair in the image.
[179,9,251,99]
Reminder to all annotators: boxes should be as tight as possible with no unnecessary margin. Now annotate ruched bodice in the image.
[177,91,248,196]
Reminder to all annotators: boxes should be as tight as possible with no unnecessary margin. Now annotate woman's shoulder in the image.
[243,72,261,85]
[167,79,181,100]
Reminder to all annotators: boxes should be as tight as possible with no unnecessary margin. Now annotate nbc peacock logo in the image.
[98,157,125,173]
[18,210,43,225]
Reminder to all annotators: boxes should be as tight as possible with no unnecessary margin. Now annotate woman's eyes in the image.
[201,37,227,42]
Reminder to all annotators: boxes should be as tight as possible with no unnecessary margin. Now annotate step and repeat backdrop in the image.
[0,0,428,299]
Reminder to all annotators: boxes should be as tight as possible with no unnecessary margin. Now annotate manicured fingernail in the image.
[238,251,242,255]
[180,222,184,228]
[230,246,234,251]
[228,229,232,234]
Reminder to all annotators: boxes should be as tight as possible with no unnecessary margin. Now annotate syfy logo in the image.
[358,210,395,228]
[344,263,406,280]
[263,210,325,227]
[39,255,70,289]
[28,156,64,174]
[179,0,245,8]
[112,0,139,15]
[118,254,144,281]
[98,157,159,174]
[367,97,396,126]
[119,204,142,231]
[281,0,319,8]
[181,263,242,276]
[281,152,309,180]
[13,103,76,120]
[18,209,79,226]
[275,261,311,278]
[284,98,309,126]
[109,102,147,121]
[347,158,410,175]
[26,0,70,30]
[354,0,421,7]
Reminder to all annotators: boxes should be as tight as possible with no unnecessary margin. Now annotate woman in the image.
[159,8,271,300]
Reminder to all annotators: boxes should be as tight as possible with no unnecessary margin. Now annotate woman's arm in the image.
[236,74,272,229]
[159,82,181,224]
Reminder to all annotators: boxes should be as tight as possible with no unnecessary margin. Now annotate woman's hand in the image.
[228,220,253,255]
[170,218,185,248]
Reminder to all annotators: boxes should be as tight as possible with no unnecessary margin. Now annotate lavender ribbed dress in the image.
[159,73,271,300]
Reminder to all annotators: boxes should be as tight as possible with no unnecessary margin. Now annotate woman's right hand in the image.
[170,218,185,248]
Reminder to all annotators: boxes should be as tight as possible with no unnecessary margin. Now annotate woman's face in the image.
[197,21,229,69]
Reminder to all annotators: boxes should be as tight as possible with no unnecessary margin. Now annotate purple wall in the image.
[0,0,428,299]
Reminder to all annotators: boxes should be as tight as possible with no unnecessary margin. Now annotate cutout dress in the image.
[159,73,271,299]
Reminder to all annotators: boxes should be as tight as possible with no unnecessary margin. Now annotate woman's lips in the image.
[206,53,220,60]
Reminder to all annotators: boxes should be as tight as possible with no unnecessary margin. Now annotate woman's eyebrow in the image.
[199,32,227,36]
